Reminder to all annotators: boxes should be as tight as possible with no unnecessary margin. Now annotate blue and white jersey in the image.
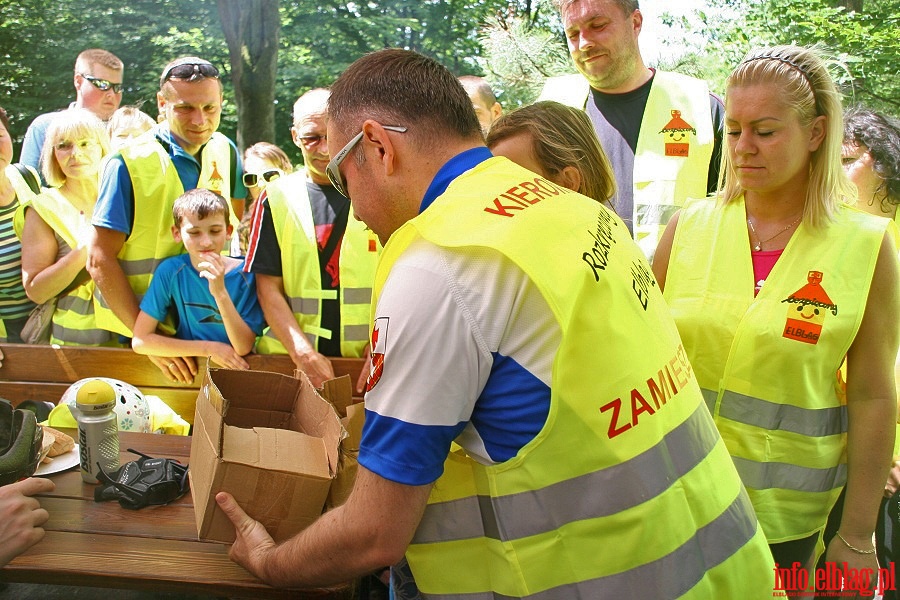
[359,238,560,486]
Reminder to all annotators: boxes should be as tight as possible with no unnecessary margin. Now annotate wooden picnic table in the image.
[0,429,354,599]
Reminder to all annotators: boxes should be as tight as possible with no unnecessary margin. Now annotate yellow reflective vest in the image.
[15,189,117,346]
[255,171,379,357]
[664,196,892,543]
[538,71,714,259]
[92,130,233,336]
[374,156,773,598]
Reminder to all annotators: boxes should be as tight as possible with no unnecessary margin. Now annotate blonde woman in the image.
[237,142,292,255]
[486,100,615,208]
[653,45,898,578]
[19,108,118,346]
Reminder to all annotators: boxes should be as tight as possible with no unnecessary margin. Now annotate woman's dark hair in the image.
[844,106,900,208]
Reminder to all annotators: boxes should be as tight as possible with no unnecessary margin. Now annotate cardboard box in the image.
[319,376,365,509]
[189,367,345,543]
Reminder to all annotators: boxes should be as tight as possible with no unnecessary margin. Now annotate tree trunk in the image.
[834,0,863,11]
[217,0,279,151]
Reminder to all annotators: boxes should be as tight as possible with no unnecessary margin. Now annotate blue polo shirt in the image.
[93,124,246,235]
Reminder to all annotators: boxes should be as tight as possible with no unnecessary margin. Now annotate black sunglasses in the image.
[80,73,123,94]
[161,62,220,84]
[242,169,283,187]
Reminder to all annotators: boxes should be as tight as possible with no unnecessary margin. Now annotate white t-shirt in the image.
[359,238,560,486]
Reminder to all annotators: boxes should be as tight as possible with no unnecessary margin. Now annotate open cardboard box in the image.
[189,367,347,543]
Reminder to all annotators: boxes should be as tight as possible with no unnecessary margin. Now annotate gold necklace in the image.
[747,216,801,251]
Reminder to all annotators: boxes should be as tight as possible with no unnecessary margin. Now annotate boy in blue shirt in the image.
[132,189,264,370]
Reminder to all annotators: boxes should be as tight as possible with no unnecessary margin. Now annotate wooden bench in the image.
[0,343,365,425]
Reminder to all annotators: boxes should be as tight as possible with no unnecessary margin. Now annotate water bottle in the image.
[75,379,120,484]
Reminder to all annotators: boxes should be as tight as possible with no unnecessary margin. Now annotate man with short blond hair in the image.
[20,48,125,178]
[540,0,723,261]
[87,56,246,383]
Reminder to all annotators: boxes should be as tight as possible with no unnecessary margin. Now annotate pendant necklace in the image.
[747,216,801,251]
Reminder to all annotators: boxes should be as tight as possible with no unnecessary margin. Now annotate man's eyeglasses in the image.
[297,134,327,148]
[80,74,123,94]
[161,62,220,84]
[326,125,407,198]
[242,169,283,188]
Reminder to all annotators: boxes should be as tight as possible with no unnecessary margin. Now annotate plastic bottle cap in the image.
[75,379,117,410]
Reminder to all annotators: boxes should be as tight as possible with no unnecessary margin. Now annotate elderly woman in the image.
[653,45,898,578]
[0,106,41,344]
[485,100,615,208]
[18,108,118,346]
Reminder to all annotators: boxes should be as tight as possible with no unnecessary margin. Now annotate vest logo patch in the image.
[781,270,837,345]
[659,110,696,157]
[206,160,224,194]
[364,316,389,393]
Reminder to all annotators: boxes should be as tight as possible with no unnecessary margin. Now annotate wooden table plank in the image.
[1,531,352,599]
[1,429,355,598]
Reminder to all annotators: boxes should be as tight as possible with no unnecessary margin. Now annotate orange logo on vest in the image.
[781,271,838,345]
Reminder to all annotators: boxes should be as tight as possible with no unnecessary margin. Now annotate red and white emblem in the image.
[364,317,389,392]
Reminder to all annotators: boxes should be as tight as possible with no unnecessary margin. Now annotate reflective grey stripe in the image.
[343,287,372,304]
[263,328,317,347]
[719,389,847,437]
[119,257,161,276]
[57,295,93,314]
[732,455,847,493]
[51,324,112,345]
[286,296,318,315]
[634,203,679,227]
[419,490,760,600]
[700,387,717,414]
[413,403,718,545]
[344,324,369,342]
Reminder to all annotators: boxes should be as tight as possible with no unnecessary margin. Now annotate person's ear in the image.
[361,120,397,176]
[556,166,583,194]
[171,224,181,242]
[491,102,503,122]
[226,224,234,237]
[157,91,168,116]
[808,115,827,152]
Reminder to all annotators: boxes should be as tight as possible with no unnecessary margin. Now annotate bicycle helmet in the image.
[60,378,151,433]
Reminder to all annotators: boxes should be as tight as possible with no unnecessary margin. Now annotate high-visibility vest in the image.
[664,196,892,542]
[92,130,233,336]
[538,71,714,259]
[255,171,379,357]
[16,189,116,346]
[374,156,774,598]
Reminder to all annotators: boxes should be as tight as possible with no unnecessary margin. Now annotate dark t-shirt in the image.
[245,181,349,356]
[589,73,724,195]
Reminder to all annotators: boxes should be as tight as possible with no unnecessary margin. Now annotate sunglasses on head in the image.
[326,125,407,198]
[161,62,220,84]
[80,73,123,94]
[242,169,283,188]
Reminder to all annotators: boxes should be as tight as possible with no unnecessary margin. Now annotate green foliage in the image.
[700,0,900,116]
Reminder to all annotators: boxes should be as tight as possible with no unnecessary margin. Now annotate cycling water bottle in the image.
[74,379,120,484]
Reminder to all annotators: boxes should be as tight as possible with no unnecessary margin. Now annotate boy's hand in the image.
[208,342,250,370]
[197,252,226,295]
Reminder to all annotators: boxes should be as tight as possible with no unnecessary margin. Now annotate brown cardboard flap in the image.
[221,425,330,478]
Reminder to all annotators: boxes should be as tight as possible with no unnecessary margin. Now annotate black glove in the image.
[94,448,189,509]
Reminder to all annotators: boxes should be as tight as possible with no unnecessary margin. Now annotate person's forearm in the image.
[213,291,257,356]
[25,248,88,304]
[257,278,315,365]
[87,255,139,332]
[840,394,896,538]
[132,330,211,358]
